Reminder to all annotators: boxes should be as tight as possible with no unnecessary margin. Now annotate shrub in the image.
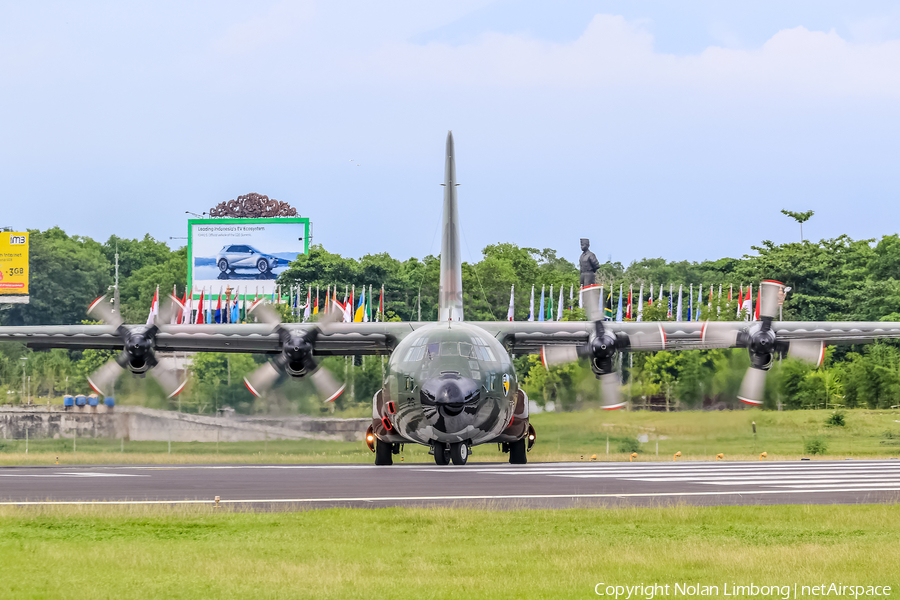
[617,437,641,454]
[825,411,846,427]
[804,437,828,456]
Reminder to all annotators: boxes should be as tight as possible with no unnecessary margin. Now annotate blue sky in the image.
[2,1,899,267]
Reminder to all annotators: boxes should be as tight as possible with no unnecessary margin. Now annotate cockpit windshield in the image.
[402,334,497,363]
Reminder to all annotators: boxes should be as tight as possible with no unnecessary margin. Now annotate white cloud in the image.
[369,14,900,99]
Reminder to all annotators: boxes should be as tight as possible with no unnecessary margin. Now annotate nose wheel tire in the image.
[450,442,468,465]
[509,438,527,464]
[374,438,393,466]
[218,259,229,272]
[433,442,450,465]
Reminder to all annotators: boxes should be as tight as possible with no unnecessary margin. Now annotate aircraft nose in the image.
[420,373,480,407]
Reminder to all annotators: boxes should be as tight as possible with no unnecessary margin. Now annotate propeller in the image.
[702,280,824,406]
[541,284,666,409]
[86,294,188,399]
[242,299,346,402]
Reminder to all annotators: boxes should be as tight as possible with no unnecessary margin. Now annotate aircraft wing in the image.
[0,322,417,356]
[478,320,900,354]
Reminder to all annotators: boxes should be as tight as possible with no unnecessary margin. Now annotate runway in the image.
[2,459,900,509]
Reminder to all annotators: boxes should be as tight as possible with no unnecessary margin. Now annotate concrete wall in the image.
[0,406,369,443]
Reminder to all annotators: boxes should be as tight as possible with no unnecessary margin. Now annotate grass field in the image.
[0,503,897,599]
[2,408,899,465]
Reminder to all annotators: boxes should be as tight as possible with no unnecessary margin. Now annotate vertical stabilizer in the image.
[438,131,464,321]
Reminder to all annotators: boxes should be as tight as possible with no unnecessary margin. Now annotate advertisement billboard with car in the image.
[187,218,309,300]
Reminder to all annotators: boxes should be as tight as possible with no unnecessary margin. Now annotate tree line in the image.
[2,226,900,412]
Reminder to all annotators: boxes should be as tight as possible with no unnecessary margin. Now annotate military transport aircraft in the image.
[4,132,900,466]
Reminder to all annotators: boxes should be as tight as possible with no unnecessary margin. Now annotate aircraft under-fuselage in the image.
[5,132,900,466]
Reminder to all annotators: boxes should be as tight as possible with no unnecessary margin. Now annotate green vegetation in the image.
[5,227,900,413]
[2,409,899,465]
[0,504,898,599]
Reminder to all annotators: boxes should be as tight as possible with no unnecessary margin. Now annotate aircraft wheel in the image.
[375,438,393,466]
[257,259,269,273]
[509,438,527,464]
[450,442,468,466]
[433,442,450,465]
[218,259,229,272]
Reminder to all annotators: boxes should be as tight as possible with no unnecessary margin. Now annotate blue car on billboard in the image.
[216,244,279,273]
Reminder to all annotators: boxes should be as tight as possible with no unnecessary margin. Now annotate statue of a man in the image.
[579,238,600,287]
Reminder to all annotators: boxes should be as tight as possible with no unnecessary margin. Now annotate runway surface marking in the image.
[3,486,900,506]
[3,460,900,508]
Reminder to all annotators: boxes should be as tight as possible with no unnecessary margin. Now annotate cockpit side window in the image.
[458,342,474,358]
[472,337,496,362]
[426,343,440,360]
[402,336,428,362]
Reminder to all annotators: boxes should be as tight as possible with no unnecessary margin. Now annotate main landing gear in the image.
[432,442,468,465]
[375,439,399,466]
[500,439,527,464]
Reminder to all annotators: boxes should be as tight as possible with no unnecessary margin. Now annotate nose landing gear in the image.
[432,441,469,465]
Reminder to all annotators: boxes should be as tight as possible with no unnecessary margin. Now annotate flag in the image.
[754,286,760,321]
[324,286,330,314]
[538,285,545,322]
[343,286,351,322]
[507,285,515,321]
[695,285,702,321]
[367,284,372,322]
[616,285,623,322]
[649,283,653,307]
[626,285,632,320]
[215,287,223,323]
[182,290,191,324]
[528,285,535,322]
[658,283,663,309]
[578,285,583,309]
[196,290,205,324]
[239,287,246,323]
[676,285,683,322]
[146,285,159,325]
[667,284,673,318]
[304,286,312,322]
[314,286,319,315]
[206,287,212,324]
[687,284,693,322]
[729,284,733,302]
[738,284,744,318]
[637,284,644,322]
[557,285,563,321]
[231,294,239,323]
[547,284,554,322]
[379,285,384,321]
[604,288,614,321]
[354,286,366,322]
[741,285,753,319]
[569,284,574,311]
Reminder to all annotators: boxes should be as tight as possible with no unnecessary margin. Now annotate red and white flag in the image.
[146,285,159,325]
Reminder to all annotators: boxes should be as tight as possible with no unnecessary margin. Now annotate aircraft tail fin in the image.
[438,131,464,322]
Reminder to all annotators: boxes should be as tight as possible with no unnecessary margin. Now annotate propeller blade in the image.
[701,321,741,348]
[87,295,123,328]
[87,357,125,397]
[599,371,626,410]
[737,367,768,406]
[627,323,667,351]
[243,362,282,398]
[787,340,825,367]
[157,294,186,327]
[310,366,346,403]
[248,299,283,326]
[151,356,189,399]
[582,285,602,322]
[541,345,580,369]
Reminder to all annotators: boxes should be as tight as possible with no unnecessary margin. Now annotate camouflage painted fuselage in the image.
[377,322,518,447]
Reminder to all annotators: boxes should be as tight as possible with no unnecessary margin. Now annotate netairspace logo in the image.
[594,583,893,599]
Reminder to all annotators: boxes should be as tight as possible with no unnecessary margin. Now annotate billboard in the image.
[187,218,309,300]
[0,231,29,302]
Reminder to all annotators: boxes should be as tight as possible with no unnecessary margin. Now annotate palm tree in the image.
[781,209,815,242]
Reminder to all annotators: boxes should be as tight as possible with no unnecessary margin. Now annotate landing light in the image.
[367,434,374,442]
[528,434,535,440]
